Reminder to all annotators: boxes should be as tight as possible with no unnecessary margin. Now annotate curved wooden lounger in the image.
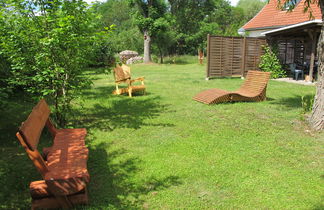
[193,71,271,104]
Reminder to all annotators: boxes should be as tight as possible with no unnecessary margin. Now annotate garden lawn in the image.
[1,58,323,209]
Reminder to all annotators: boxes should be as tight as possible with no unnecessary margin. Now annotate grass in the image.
[1,57,323,209]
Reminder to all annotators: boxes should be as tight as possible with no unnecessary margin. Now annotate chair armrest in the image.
[130,77,145,84]
[115,80,125,84]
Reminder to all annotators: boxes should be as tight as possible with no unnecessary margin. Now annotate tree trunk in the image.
[159,48,163,64]
[143,30,152,63]
[309,1,324,130]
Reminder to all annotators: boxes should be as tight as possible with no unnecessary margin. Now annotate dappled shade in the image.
[88,142,182,208]
[72,92,174,131]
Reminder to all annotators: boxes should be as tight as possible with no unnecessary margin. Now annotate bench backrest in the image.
[113,64,131,82]
[238,71,271,94]
[16,99,51,177]
[19,99,50,150]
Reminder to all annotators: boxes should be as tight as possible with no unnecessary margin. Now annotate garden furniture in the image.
[289,63,304,80]
[16,99,89,209]
[193,70,271,104]
[112,64,146,97]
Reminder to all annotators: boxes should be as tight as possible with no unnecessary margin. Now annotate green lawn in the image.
[1,59,323,209]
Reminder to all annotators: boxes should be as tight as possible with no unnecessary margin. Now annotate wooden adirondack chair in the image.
[112,64,145,97]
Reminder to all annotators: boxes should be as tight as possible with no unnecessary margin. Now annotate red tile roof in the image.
[243,0,322,30]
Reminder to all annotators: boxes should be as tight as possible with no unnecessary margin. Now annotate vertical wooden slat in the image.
[231,37,234,76]
[220,37,223,76]
[254,39,257,70]
[206,34,211,79]
[285,39,288,64]
[241,37,246,77]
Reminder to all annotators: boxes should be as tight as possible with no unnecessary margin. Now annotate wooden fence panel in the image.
[243,38,267,76]
[207,35,266,78]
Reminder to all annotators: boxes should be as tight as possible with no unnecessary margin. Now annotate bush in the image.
[259,45,286,79]
[0,0,112,126]
[301,95,314,114]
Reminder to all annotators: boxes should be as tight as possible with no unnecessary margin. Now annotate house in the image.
[239,0,322,81]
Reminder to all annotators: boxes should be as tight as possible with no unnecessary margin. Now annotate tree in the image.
[0,0,111,126]
[130,0,167,63]
[237,0,266,22]
[168,0,215,54]
[92,0,143,54]
[309,0,324,130]
[278,0,324,130]
[152,15,177,63]
[168,0,241,54]
[93,0,245,58]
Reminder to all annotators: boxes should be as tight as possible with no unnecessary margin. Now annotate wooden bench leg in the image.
[31,204,37,210]
[84,186,89,204]
[56,195,73,208]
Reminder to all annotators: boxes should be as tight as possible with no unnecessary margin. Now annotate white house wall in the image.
[246,29,271,38]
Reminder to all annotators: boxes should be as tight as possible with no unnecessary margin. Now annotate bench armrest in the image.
[46,119,58,137]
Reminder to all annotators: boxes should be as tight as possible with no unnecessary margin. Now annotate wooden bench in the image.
[16,99,89,209]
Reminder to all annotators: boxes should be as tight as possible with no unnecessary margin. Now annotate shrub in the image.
[0,0,112,126]
[301,95,314,114]
[259,45,286,79]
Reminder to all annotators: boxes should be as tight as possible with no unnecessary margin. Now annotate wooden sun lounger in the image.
[193,71,271,104]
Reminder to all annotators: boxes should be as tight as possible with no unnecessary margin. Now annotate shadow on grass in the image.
[313,203,324,210]
[72,87,174,131]
[207,77,242,81]
[266,97,275,101]
[0,94,36,147]
[270,94,314,109]
[86,142,182,209]
[0,146,41,209]
[162,57,197,65]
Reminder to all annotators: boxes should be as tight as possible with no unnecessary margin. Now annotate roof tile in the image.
[243,0,322,30]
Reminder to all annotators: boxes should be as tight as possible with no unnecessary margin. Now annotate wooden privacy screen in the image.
[206,35,267,78]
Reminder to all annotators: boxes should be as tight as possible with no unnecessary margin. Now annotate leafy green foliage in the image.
[92,0,143,53]
[259,46,286,79]
[0,53,12,109]
[301,94,314,114]
[237,0,266,21]
[128,0,168,37]
[94,0,249,57]
[151,15,177,63]
[0,0,112,126]
[130,0,168,62]
[167,0,244,54]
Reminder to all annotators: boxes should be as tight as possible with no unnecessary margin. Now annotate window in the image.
[282,0,301,10]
